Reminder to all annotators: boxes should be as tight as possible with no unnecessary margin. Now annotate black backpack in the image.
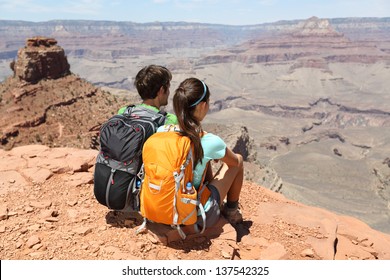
[93,105,166,211]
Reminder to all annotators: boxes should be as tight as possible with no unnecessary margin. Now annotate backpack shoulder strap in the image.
[155,110,167,126]
[123,104,167,126]
[122,104,136,117]
[160,124,180,132]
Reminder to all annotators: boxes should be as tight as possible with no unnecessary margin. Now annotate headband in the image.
[189,81,207,107]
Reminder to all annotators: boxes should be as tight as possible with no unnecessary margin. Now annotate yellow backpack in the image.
[139,126,210,238]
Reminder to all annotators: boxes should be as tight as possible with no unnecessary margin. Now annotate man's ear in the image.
[154,86,165,106]
[157,85,165,96]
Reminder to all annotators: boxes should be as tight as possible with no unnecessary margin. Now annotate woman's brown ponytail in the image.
[173,78,210,166]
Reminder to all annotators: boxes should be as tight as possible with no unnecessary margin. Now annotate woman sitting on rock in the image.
[170,77,245,226]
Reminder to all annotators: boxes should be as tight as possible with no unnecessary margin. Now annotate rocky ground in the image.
[1,145,390,260]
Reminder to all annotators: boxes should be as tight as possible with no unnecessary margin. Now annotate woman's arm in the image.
[220,147,243,167]
[204,163,214,182]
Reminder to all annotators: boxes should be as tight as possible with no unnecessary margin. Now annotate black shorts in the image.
[197,184,221,228]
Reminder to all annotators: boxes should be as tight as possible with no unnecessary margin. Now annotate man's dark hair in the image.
[134,65,172,100]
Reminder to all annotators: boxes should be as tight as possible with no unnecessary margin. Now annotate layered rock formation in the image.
[294,17,342,37]
[1,17,389,78]
[197,17,389,66]
[12,37,70,83]
[0,36,258,156]
[0,37,131,150]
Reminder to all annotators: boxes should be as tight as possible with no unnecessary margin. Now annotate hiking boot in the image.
[221,204,243,224]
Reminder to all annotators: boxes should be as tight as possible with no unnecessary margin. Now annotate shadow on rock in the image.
[105,210,144,228]
[105,210,254,252]
[234,220,253,242]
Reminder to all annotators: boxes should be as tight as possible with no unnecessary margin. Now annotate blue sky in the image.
[0,0,389,25]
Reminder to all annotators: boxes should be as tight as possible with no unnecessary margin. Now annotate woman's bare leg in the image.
[210,159,243,205]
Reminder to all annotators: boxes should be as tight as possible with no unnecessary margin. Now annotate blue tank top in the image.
[193,133,226,188]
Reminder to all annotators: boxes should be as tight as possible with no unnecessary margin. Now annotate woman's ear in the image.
[194,101,208,121]
[193,103,203,121]
[202,100,209,113]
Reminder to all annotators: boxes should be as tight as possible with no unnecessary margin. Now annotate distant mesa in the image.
[11,36,71,84]
[293,16,344,37]
[198,16,386,66]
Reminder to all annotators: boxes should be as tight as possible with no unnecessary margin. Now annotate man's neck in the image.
[143,99,159,109]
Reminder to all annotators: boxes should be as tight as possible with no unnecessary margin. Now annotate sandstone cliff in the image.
[0,37,131,150]
[12,37,70,83]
